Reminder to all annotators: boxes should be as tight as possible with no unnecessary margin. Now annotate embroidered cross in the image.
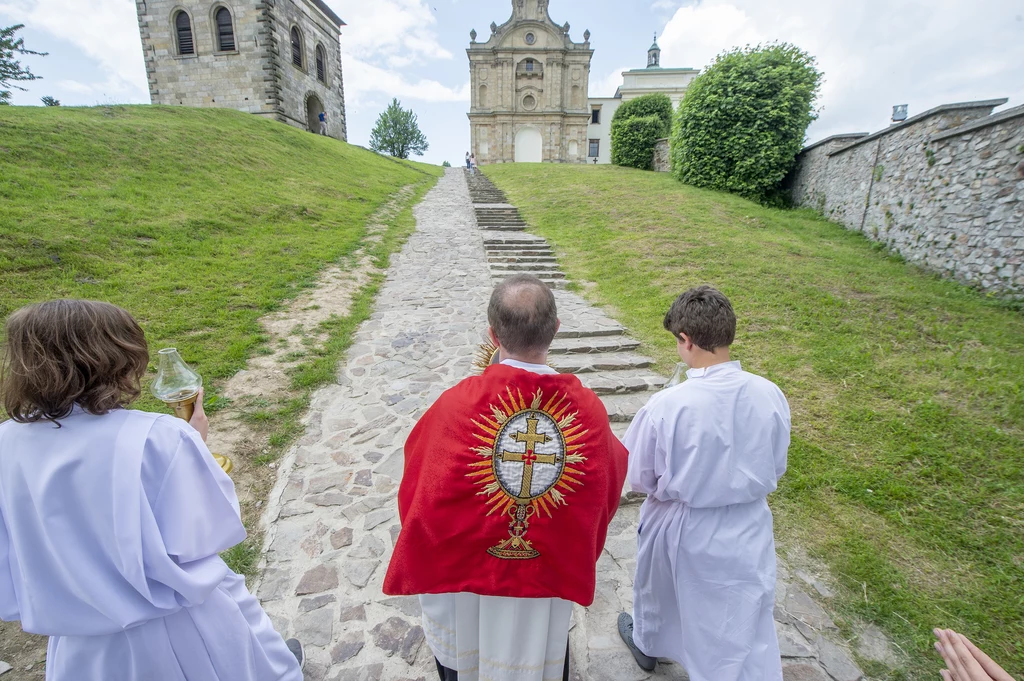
[501,416,556,498]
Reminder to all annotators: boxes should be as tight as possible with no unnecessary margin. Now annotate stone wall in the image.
[788,99,1024,297]
[652,137,670,172]
[137,0,346,141]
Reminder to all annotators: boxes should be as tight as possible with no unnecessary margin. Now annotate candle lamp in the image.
[151,348,233,474]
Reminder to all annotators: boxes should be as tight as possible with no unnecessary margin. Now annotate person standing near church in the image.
[384,274,628,681]
[0,299,305,681]
[466,151,472,169]
[318,110,327,135]
[618,286,790,681]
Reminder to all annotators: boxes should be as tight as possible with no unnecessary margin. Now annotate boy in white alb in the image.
[618,286,790,681]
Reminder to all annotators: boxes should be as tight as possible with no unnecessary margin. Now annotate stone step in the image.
[490,270,567,279]
[548,336,642,355]
[548,352,654,373]
[489,263,564,273]
[480,225,527,231]
[483,242,550,250]
[578,370,666,395]
[486,250,554,258]
[477,222,528,227]
[554,326,626,339]
[599,392,656,422]
[487,255,558,263]
[483,237,549,246]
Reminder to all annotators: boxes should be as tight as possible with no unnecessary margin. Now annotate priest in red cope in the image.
[383,274,628,681]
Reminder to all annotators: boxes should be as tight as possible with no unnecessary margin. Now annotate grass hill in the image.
[487,163,1024,679]
[0,105,440,390]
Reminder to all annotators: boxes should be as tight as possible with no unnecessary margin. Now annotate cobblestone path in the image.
[255,168,886,681]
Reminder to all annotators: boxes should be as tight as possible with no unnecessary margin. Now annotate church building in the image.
[586,37,699,164]
[467,0,594,164]
[135,0,347,140]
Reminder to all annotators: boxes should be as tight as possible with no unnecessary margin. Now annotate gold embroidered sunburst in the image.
[468,386,588,560]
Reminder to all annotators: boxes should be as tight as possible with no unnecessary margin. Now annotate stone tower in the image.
[467,0,593,164]
[135,0,347,141]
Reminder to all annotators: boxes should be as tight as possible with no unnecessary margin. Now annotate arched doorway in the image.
[514,126,543,163]
[306,94,324,133]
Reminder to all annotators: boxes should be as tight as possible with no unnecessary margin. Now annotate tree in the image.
[368,98,428,159]
[1,25,46,105]
[442,160,451,167]
[610,93,673,169]
[40,95,59,106]
[671,43,822,206]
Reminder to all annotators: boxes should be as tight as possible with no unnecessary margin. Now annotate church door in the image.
[514,126,543,163]
[306,95,324,133]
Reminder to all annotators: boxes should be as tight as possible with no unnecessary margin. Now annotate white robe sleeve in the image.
[0,503,17,621]
[150,427,246,564]
[623,404,662,495]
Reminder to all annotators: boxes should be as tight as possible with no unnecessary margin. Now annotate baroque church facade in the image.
[135,0,347,141]
[467,0,594,164]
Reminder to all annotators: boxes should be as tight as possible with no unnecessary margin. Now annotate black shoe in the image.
[286,638,305,670]
[617,612,656,672]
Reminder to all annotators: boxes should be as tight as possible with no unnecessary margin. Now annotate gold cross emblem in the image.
[500,416,557,499]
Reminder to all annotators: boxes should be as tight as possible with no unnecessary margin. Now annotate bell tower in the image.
[648,34,661,68]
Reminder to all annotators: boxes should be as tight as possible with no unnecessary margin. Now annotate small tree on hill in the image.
[1,24,46,105]
[40,95,59,106]
[369,98,428,159]
[671,43,822,205]
[610,93,673,169]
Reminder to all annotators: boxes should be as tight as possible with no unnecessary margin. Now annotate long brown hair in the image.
[1,300,149,423]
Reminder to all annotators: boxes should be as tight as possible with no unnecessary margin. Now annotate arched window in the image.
[478,84,488,108]
[175,11,194,55]
[215,7,235,51]
[315,44,326,83]
[525,59,535,73]
[290,27,303,68]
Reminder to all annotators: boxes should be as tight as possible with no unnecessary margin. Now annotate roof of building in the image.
[309,0,346,27]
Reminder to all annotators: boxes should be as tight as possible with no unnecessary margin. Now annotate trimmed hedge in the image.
[610,94,673,170]
[671,43,822,205]
[610,114,664,170]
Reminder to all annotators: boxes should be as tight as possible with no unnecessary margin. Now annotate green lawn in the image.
[486,163,1024,679]
[0,105,440,405]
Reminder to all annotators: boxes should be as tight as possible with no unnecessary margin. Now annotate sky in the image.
[2,0,1023,167]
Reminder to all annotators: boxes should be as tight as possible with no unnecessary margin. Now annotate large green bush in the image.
[610,115,664,170]
[611,94,673,170]
[671,43,822,205]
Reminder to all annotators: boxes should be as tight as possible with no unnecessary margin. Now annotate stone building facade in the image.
[788,99,1024,297]
[136,0,347,140]
[586,37,698,164]
[467,0,593,164]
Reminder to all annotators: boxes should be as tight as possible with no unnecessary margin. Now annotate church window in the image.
[591,108,600,124]
[315,45,327,83]
[589,139,600,157]
[525,59,534,73]
[290,27,304,69]
[524,32,536,45]
[174,11,195,55]
[522,94,536,111]
[215,7,235,52]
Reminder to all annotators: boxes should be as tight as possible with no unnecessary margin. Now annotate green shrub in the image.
[610,93,673,170]
[612,93,673,136]
[611,115,665,170]
[671,43,822,205]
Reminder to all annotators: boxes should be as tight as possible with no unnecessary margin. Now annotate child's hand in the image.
[190,388,210,443]
[934,629,1016,681]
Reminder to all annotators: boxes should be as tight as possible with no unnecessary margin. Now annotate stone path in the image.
[254,168,885,681]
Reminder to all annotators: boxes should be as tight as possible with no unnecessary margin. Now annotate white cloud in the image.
[591,65,631,98]
[0,0,146,97]
[345,56,469,107]
[656,0,1024,143]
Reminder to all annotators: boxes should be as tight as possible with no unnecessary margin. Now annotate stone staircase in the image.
[467,168,664,438]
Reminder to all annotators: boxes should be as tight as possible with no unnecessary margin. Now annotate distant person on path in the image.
[318,110,327,135]
[466,151,472,169]
[934,629,1016,681]
[0,300,305,681]
[469,153,478,174]
[384,275,628,681]
[618,286,791,681]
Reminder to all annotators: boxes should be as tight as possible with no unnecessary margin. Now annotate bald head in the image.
[487,275,558,356]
